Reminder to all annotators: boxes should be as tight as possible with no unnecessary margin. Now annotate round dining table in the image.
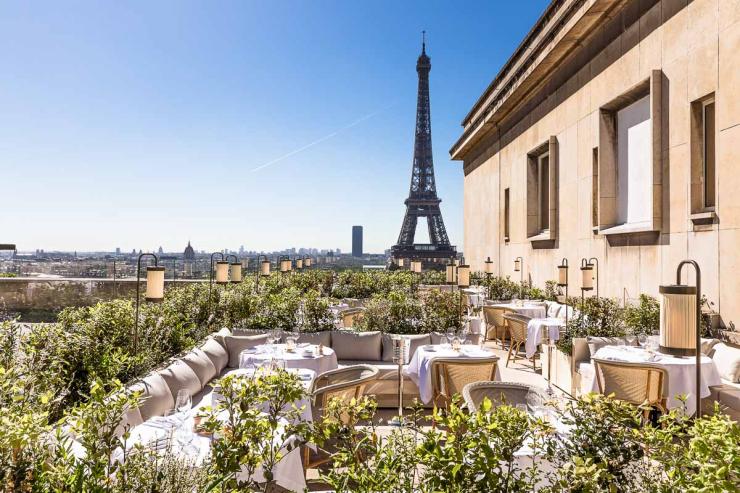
[490,302,547,319]
[404,344,501,404]
[240,344,338,376]
[583,345,722,416]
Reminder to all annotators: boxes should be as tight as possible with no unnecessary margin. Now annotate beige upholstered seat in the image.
[592,358,668,419]
[430,357,499,409]
[483,306,511,348]
[306,365,379,468]
[503,313,534,369]
[462,381,548,412]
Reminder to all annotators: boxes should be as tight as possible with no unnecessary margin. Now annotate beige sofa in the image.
[121,327,471,430]
[704,342,740,421]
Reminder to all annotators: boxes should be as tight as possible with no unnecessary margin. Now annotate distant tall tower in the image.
[391,33,456,264]
[352,226,363,257]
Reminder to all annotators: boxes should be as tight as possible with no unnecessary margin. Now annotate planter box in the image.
[540,344,574,395]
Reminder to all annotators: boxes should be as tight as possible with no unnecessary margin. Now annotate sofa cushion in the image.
[158,360,202,399]
[224,334,271,368]
[429,332,446,345]
[114,404,144,437]
[331,331,382,361]
[129,373,175,421]
[701,338,721,355]
[586,336,633,356]
[381,333,431,362]
[200,337,229,373]
[298,330,332,347]
[181,349,218,387]
[712,343,740,383]
[212,327,232,347]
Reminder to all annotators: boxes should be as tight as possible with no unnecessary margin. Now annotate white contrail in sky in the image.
[251,103,394,172]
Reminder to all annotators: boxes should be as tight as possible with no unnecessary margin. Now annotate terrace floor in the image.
[305,341,558,488]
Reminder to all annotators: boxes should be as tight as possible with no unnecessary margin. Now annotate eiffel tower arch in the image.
[391,34,456,265]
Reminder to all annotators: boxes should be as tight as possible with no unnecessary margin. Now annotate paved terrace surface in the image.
[305,342,557,490]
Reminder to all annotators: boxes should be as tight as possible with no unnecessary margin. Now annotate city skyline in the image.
[2,1,547,253]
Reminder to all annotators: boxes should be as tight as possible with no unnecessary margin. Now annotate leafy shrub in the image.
[556,297,625,356]
[624,294,660,336]
[355,290,423,334]
[420,289,462,333]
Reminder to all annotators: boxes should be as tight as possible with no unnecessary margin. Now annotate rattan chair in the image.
[482,306,511,348]
[305,365,379,468]
[503,313,534,369]
[592,358,668,419]
[462,381,548,412]
[430,357,499,409]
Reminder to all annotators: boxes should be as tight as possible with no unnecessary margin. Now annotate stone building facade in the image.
[451,0,740,327]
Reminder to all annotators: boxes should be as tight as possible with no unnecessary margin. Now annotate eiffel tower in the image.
[391,33,456,264]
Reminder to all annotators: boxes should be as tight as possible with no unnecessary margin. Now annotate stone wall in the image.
[461,0,740,328]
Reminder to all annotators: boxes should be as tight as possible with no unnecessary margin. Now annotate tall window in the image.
[537,152,550,232]
[592,148,599,230]
[615,94,652,226]
[504,188,510,241]
[702,99,716,209]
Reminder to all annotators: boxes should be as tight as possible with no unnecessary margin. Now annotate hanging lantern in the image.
[145,266,165,301]
[457,264,470,288]
[557,263,568,287]
[280,258,291,273]
[446,264,457,284]
[215,261,229,284]
[260,259,271,276]
[296,258,303,269]
[398,258,405,268]
[484,256,494,274]
[658,284,698,356]
[581,262,594,291]
[230,262,242,283]
[514,258,521,272]
[414,261,423,273]
[305,257,312,267]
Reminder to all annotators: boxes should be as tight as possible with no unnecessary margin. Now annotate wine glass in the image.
[240,353,256,372]
[637,334,648,348]
[445,327,456,348]
[175,389,192,416]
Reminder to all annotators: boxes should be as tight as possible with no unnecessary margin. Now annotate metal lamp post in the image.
[659,260,702,416]
[514,257,524,298]
[484,256,494,300]
[580,257,599,302]
[208,252,225,316]
[226,254,242,283]
[255,254,270,293]
[134,253,164,353]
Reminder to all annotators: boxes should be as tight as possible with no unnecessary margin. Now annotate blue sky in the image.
[1,0,548,254]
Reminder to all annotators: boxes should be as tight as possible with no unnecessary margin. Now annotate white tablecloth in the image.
[243,344,338,377]
[218,368,315,424]
[491,303,547,319]
[463,315,483,335]
[120,413,306,492]
[583,346,722,416]
[404,345,501,404]
[525,318,565,358]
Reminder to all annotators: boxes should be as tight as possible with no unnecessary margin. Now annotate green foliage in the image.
[417,397,550,492]
[556,297,626,356]
[331,271,415,299]
[355,290,423,334]
[301,289,335,332]
[420,289,463,333]
[624,294,660,336]
[480,275,521,300]
[200,370,308,491]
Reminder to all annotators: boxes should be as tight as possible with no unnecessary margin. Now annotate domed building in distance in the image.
[183,241,195,277]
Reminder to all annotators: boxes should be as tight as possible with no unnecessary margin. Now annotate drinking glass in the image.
[526,390,543,415]
[616,338,626,347]
[637,334,648,348]
[516,403,528,414]
[446,327,456,347]
[175,389,192,415]
[240,353,256,371]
